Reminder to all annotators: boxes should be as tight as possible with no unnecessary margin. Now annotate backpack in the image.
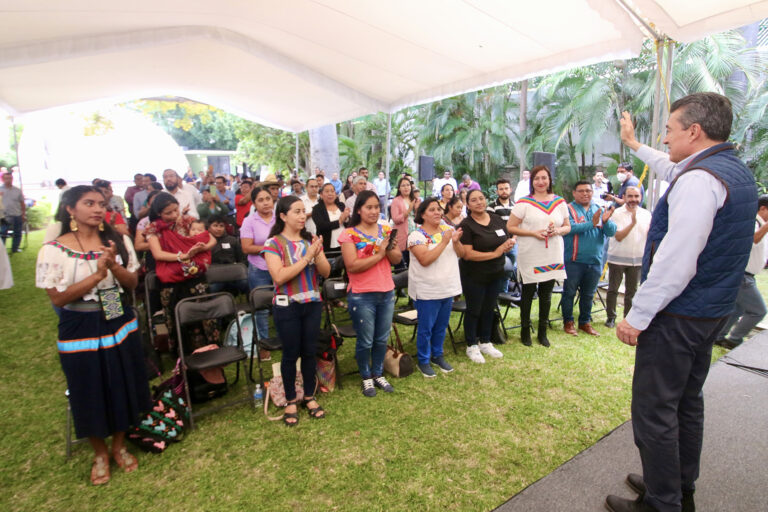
[225,310,255,355]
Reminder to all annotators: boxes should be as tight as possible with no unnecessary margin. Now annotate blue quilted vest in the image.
[641,143,757,318]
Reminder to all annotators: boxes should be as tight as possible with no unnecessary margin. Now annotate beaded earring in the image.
[99,222,105,232]
[70,215,78,232]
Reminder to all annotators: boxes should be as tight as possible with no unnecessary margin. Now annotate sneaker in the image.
[605,318,616,328]
[466,345,485,364]
[418,363,436,378]
[373,375,394,392]
[478,342,503,359]
[431,355,454,373]
[361,378,376,397]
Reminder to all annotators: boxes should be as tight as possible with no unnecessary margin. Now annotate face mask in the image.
[617,172,628,183]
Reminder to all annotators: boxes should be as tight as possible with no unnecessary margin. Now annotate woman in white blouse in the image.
[408,197,465,377]
[36,186,150,486]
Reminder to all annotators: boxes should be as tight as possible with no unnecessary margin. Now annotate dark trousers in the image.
[561,261,601,325]
[273,301,323,402]
[606,263,641,321]
[462,277,503,345]
[0,215,22,252]
[520,279,555,328]
[632,314,728,512]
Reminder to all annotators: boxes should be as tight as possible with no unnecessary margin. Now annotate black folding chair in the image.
[446,297,466,354]
[248,286,283,387]
[144,271,170,359]
[174,293,252,430]
[206,263,249,300]
[391,270,417,345]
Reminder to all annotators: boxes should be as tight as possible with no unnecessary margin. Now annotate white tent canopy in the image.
[1,0,767,132]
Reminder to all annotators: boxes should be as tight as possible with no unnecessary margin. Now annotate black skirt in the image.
[58,307,151,439]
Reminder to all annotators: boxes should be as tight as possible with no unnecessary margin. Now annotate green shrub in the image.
[26,201,52,230]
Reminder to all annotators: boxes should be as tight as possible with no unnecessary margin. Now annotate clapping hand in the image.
[451,227,463,243]
[602,205,615,224]
[307,236,324,259]
[97,241,117,274]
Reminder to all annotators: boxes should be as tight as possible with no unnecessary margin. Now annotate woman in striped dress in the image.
[507,166,571,347]
[263,196,331,426]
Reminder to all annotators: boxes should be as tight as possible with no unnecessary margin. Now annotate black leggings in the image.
[462,277,503,345]
[520,280,555,327]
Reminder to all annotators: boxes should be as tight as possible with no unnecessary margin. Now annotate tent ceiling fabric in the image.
[0,0,766,132]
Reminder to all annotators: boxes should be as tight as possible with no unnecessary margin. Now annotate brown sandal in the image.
[90,454,110,485]
[114,448,138,473]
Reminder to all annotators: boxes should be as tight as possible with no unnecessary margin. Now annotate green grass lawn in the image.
[0,231,730,511]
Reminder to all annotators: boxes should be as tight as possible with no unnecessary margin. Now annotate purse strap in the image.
[390,325,406,354]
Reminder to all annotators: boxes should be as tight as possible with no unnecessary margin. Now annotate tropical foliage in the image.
[133,26,768,193]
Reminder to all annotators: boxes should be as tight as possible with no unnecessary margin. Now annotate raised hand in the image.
[451,227,463,243]
[620,111,640,150]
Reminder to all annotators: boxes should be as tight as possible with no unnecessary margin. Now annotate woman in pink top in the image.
[389,177,421,268]
[339,190,402,397]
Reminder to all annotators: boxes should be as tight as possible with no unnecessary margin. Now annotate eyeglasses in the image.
[575,189,593,194]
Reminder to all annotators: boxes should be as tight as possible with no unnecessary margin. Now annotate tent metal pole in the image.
[385,112,392,184]
[294,133,299,176]
[519,80,528,176]
[10,116,23,192]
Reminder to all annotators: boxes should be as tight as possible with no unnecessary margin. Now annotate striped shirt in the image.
[262,235,321,304]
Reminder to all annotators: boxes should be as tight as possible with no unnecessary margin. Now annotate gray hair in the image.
[670,92,732,142]
[353,176,367,185]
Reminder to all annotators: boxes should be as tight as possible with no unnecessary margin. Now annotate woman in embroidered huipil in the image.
[507,165,571,347]
[263,196,331,426]
[339,190,402,397]
[36,186,151,485]
[407,197,465,377]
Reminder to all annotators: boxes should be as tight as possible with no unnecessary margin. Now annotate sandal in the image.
[114,448,138,473]
[91,454,110,485]
[302,396,326,419]
[283,400,299,427]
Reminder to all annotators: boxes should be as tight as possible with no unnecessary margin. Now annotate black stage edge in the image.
[495,331,768,511]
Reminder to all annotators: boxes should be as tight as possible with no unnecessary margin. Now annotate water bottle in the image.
[253,384,263,407]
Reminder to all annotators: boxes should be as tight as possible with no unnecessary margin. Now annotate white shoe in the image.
[466,345,485,364]
[478,342,503,359]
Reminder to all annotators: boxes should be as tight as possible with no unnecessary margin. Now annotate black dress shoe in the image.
[605,318,616,328]
[605,495,658,512]
[624,474,696,512]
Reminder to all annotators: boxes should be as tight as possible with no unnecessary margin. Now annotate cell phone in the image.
[275,295,289,307]
[387,229,398,250]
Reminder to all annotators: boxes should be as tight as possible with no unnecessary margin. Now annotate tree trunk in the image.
[519,79,528,176]
[309,124,340,177]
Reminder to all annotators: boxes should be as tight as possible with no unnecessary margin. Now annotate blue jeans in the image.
[347,290,395,379]
[719,273,767,344]
[413,297,453,364]
[0,215,22,252]
[247,264,273,340]
[273,301,323,401]
[562,261,602,325]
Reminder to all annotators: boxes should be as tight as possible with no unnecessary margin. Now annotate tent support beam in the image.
[11,117,22,192]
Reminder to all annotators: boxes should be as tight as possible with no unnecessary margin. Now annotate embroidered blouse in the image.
[262,236,321,304]
[35,235,140,302]
[337,223,395,293]
[511,195,568,283]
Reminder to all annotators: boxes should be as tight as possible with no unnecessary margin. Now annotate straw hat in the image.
[260,173,280,186]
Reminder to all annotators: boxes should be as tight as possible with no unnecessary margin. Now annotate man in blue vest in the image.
[562,180,616,336]
[606,93,757,512]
